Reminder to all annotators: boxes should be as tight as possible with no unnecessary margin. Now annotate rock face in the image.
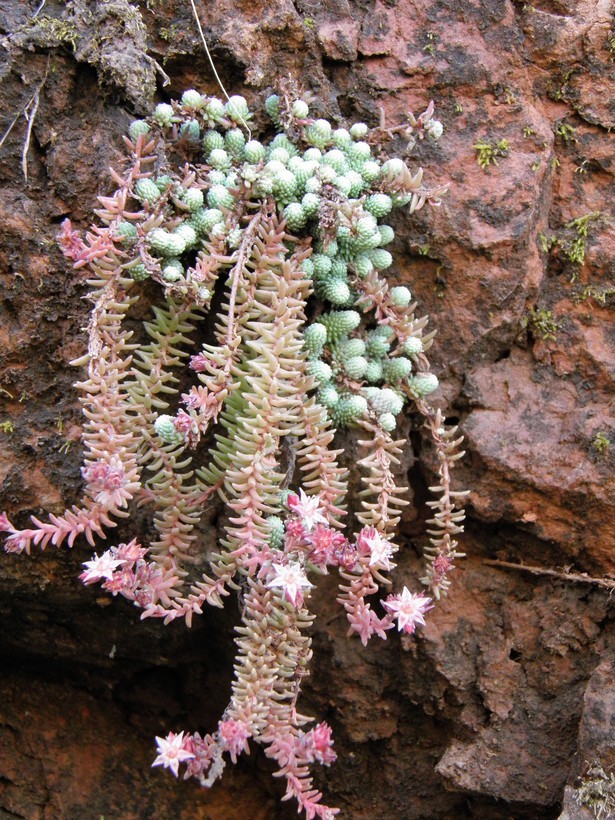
[0,1,613,818]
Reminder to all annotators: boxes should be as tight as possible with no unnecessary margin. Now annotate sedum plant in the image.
[1,87,466,818]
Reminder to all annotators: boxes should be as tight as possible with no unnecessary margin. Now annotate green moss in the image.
[159,23,181,42]
[0,420,14,434]
[592,432,610,455]
[538,212,601,272]
[550,68,577,103]
[423,31,437,57]
[538,232,556,253]
[28,15,80,50]
[566,236,586,265]
[523,307,559,341]
[564,211,601,266]
[474,139,509,170]
[572,284,615,306]
[555,122,577,144]
[567,211,602,238]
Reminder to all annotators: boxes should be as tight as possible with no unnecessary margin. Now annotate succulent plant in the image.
[2,91,464,820]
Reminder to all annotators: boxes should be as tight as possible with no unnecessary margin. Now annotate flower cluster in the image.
[1,87,467,818]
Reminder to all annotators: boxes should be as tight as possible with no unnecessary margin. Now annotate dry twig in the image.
[484,559,615,591]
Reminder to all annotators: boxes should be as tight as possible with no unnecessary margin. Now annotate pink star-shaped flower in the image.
[297,722,337,765]
[80,550,126,585]
[266,561,314,608]
[152,731,195,778]
[383,587,432,635]
[287,489,328,532]
[115,539,148,562]
[218,718,250,763]
[356,526,395,570]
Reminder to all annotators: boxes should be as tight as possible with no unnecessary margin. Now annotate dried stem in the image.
[484,560,615,591]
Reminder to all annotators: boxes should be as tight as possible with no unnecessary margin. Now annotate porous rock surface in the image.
[0,1,613,818]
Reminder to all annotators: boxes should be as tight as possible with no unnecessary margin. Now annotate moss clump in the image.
[474,138,510,170]
[22,15,80,50]
[592,432,610,455]
[523,307,559,341]
[575,764,615,820]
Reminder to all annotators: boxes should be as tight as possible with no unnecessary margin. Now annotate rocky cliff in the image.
[0,1,613,818]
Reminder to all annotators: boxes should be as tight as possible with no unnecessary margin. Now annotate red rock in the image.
[317,19,360,62]
[0,0,613,817]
